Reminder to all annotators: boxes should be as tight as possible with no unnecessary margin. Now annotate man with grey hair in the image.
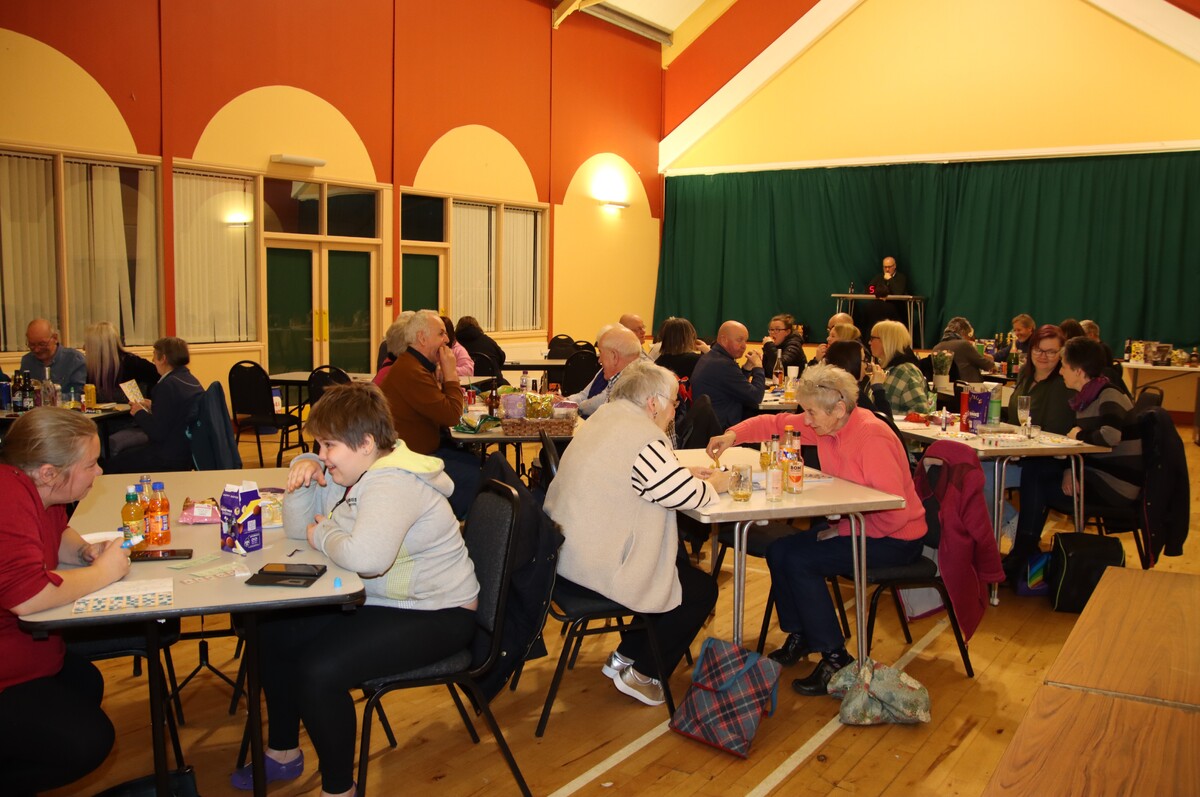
[691,320,765,428]
[379,309,478,517]
[567,325,645,418]
[21,318,87,391]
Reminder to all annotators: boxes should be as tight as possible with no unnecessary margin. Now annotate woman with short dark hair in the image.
[0,408,130,794]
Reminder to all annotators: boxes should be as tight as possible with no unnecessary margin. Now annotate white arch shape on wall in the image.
[191,86,376,182]
[0,28,137,154]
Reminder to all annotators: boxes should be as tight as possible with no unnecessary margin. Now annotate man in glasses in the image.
[862,256,907,329]
[20,318,87,392]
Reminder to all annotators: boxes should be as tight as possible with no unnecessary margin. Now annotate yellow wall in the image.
[413,125,538,202]
[552,153,660,341]
[671,0,1200,169]
[0,29,136,154]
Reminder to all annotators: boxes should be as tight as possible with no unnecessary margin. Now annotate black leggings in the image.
[0,652,114,796]
[256,604,476,794]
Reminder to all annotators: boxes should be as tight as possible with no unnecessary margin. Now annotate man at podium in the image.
[861,256,907,328]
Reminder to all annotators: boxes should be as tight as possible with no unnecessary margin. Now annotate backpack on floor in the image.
[1046,532,1125,613]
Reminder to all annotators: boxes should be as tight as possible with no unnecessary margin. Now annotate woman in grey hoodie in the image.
[231,383,479,797]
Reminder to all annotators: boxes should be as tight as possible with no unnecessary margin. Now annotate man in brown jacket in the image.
[380,309,478,516]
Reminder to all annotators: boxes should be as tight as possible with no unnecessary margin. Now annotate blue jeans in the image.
[766,530,924,654]
[436,445,483,519]
[981,461,1020,528]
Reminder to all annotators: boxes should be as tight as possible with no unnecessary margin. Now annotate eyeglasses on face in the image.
[767,327,788,333]
[1032,347,1061,358]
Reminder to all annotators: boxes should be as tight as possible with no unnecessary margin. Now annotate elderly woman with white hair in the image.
[707,364,925,696]
[373,310,416,386]
[545,361,729,707]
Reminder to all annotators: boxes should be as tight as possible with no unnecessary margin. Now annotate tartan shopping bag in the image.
[669,637,783,757]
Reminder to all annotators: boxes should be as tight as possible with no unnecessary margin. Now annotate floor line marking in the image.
[546,720,671,797]
[744,618,950,797]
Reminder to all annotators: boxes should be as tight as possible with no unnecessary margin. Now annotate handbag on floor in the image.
[828,656,931,725]
[1046,532,1125,613]
[669,637,782,757]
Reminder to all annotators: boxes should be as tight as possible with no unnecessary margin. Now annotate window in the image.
[449,199,543,333]
[174,171,256,342]
[0,152,56,350]
[64,159,159,345]
[0,151,158,350]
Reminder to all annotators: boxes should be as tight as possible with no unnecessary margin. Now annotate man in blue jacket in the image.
[691,320,765,429]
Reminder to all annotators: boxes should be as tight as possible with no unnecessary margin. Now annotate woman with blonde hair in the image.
[0,408,131,793]
[869,320,934,415]
[83,321,159,403]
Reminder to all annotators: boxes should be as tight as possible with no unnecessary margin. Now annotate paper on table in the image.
[82,531,124,545]
[72,577,173,613]
[119,379,145,404]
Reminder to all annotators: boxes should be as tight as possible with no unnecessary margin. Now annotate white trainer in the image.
[613,667,665,706]
[602,651,632,679]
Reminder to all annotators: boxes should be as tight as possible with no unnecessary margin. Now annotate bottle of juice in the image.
[147,481,171,546]
[122,486,147,550]
[765,449,784,502]
[782,425,804,494]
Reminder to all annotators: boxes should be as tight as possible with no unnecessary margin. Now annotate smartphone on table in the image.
[130,549,193,562]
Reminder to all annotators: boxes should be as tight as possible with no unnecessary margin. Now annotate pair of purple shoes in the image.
[230,751,305,790]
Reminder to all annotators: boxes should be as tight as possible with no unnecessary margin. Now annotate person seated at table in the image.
[441,315,474,378]
[706,365,925,694]
[619,313,648,347]
[0,408,131,795]
[233,382,479,796]
[379,310,478,518]
[455,315,508,385]
[869,320,934,416]
[761,313,807,378]
[373,311,415,387]
[809,313,856,365]
[1004,325,1075,434]
[691,320,766,428]
[83,320,159,404]
[824,341,897,434]
[997,313,1036,361]
[21,318,87,392]
[545,361,727,706]
[654,317,709,380]
[565,325,645,418]
[104,337,204,474]
[931,316,994,383]
[1059,318,1086,341]
[1003,337,1143,575]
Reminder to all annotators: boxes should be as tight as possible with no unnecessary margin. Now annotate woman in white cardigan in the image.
[544,361,730,706]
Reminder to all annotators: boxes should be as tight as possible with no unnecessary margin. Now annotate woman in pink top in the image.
[441,315,474,378]
[706,364,925,696]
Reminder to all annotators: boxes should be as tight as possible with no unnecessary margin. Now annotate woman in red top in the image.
[707,364,926,695]
[0,407,130,794]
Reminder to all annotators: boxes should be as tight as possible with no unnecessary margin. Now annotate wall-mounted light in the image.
[270,153,326,167]
[591,165,629,210]
[599,200,630,210]
[225,210,252,227]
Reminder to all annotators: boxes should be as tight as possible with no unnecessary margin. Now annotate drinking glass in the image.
[730,465,753,502]
[1017,395,1032,427]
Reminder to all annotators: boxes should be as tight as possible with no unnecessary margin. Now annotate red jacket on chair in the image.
[913,440,1005,641]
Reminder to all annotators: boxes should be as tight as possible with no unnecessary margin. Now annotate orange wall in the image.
[662,0,815,136]
[551,13,664,214]
[0,0,161,154]
[162,0,394,178]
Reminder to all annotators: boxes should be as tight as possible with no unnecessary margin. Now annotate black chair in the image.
[561,350,599,396]
[470,351,503,393]
[306,364,351,410]
[674,393,723,450]
[828,455,975,677]
[1133,385,1164,413]
[538,427,559,488]
[546,334,576,389]
[534,579,676,737]
[355,481,531,797]
[572,340,596,354]
[187,381,243,471]
[228,360,308,467]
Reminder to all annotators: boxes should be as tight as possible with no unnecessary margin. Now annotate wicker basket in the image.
[500,417,575,437]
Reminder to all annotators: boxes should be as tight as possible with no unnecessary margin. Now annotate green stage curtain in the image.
[656,151,1200,350]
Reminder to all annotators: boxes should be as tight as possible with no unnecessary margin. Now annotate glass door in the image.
[267,244,375,376]
[324,249,372,374]
[401,249,442,312]
[266,247,315,376]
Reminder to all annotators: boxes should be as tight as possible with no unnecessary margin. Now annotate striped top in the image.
[632,439,717,510]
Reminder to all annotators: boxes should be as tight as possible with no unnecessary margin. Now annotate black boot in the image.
[792,652,854,697]
[767,633,810,666]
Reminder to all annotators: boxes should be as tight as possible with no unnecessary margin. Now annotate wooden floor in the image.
[49,427,1200,797]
